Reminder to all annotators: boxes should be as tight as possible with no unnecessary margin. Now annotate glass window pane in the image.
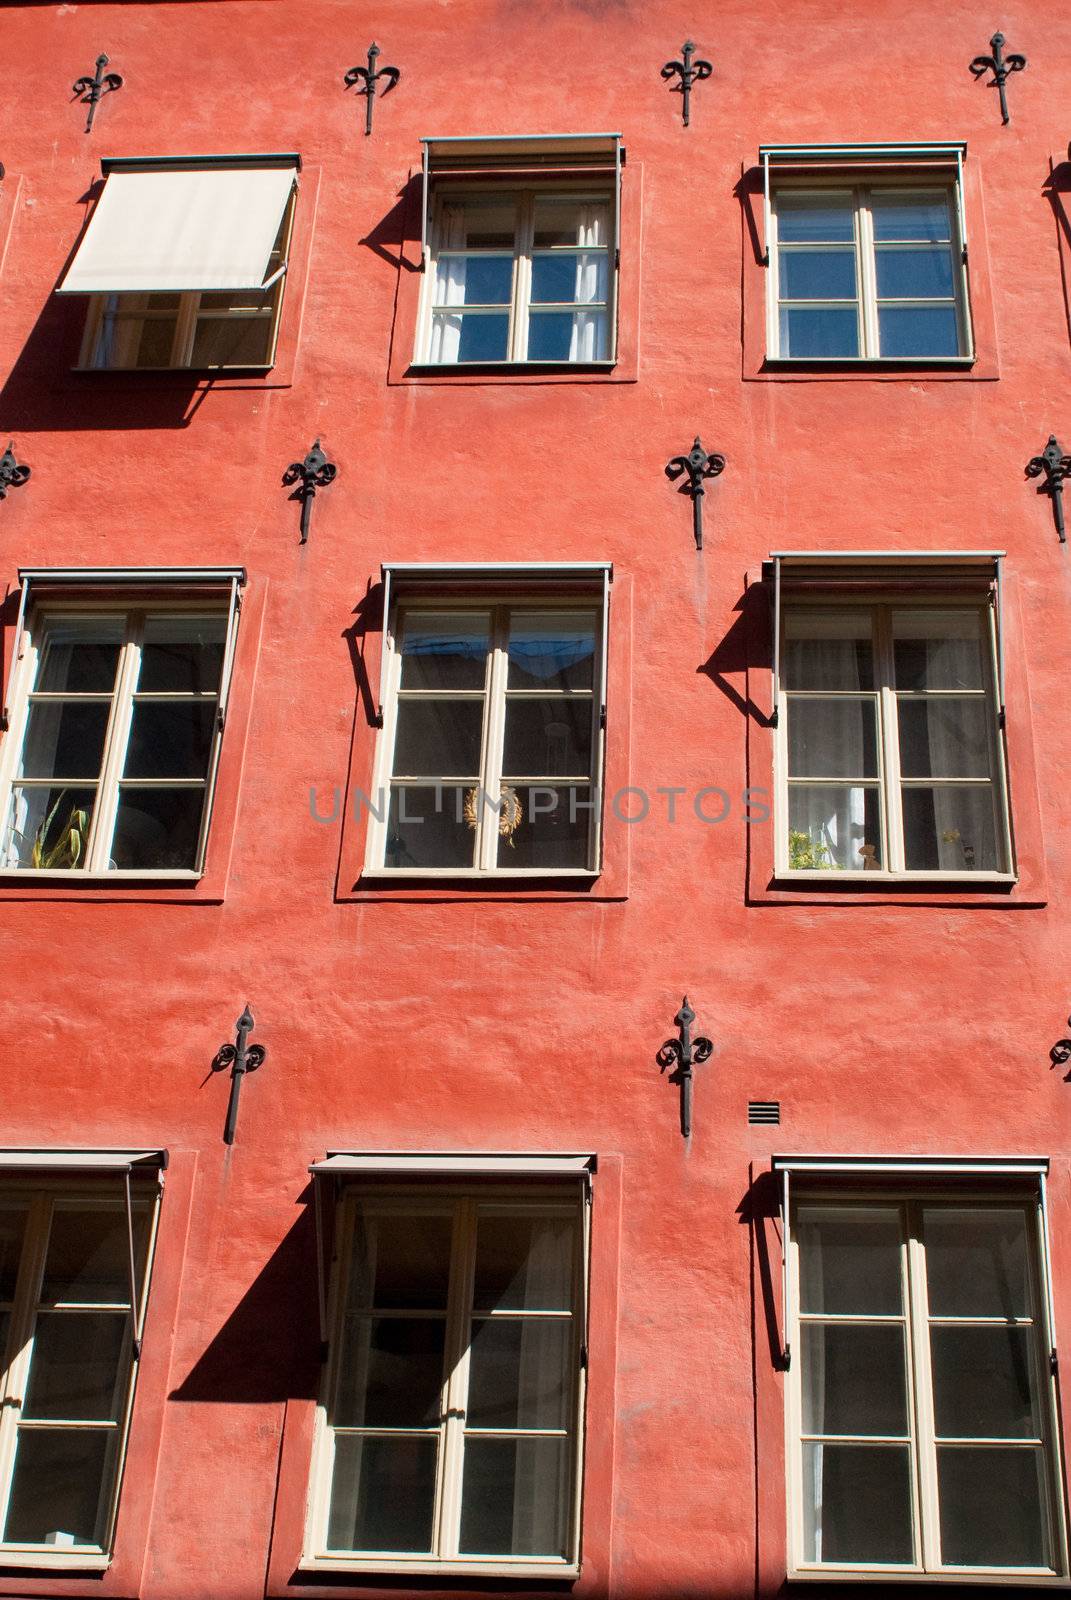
[779,248,857,301]
[924,1208,1029,1319]
[776,194,855,243]
[41,1206,146,1304]
[937,1446,1048,1567]
[121,315,180,368]
[532,197,609,248]
[392,700,484,778]
[434,254,513,307]
[787,785,883,871]
[876,246,955,299]
[190,315,273,367]
[459,1436,568,1557]
[872,193,951,242]
[0,1208,27,1300]
[801,1442,913,1564]
[526,311,608,362]
[137,616,226,694]
[787,699,878,778]
[124,702,217,780]
[467,1317,571,1429]
[878,305,960,357]
[780,306,859,358]
[20,703,111,781]
[931,1326,1039,1440]
[327,1435,437,1554]
[531,253,608,306]
[23,1312,127,1421]
[385,785,476,869]
[802,1324,908,1436]
[5,787,96,870]
[110,787,206,870]
[439,201,517,251]
[495,784,591,869]
[898,698,992,779]
[784,612,874,690]
[35,621,123,694]
[473,1213,574,1312]
[334,1316,445,1427]
[430,312,510,364]
[893,611,985,690]
[798,1208,903,1315]
[3,1429,113,1546]
[400,614,489,692]
[901,784,999,872]
[347,1210,453,1311]
[508,613,596,691]
[502,698,593,779]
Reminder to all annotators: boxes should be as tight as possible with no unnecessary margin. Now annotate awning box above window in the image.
[57,155,300,295]
[310,1153,596,1179]
[0,1148,167,1172]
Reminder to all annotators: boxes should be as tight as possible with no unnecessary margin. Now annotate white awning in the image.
[58,156,299,295]
[0,1148,166,1171]
[772,1154,1046,1178]
[310,1153,595,1178]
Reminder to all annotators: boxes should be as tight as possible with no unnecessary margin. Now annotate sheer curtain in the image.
[429,206,468,364]
[568,206,609,361]
[511,1217,572,1555]
[786,622,870,869]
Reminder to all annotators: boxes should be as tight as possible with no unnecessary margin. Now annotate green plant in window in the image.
[788,829,836,870]
[30,792,89,869]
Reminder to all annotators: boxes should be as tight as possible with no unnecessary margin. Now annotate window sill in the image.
[763,356,975,369]
[749,354,996,382]
[0,869,203,882]
[775,871,1017,888]
[298,1557,580,1580]
[359,867,600,881]
[0,1551,111,1571]
[72,363,274,377]
[788,1569,1067,1587]
[394,359,634,386]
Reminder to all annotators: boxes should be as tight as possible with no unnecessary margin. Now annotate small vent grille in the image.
[748,1101,781,1125]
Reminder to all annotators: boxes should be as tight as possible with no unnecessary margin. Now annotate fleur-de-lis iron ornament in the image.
[665,436,726,550]
[282,440,337,544]
[343,43,401,137]
[969,33,1026,125]
[72,53,123,134]
[656,997,714,1138]
[0,443,30,500]
[211,1006,267,1146]
[661,41,712,127]
[1052,1014,1071,1080]
[1025,435,1071,544]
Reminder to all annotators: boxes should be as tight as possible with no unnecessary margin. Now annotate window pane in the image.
[801,1324,908,1437]
[23,1312,127,1422]
[335,1316,445,1427]
[878,305,960,357]
[4,1429,113,1546]
[430,312,510,364]
[531,253,608,306]
[784,612,874,691]
[385,786,475,869]
[434,254,513,307]
[801,1442,913,1564]
[872,193,951,242]
[496,784,591,869]
[459,1436,568,1557]
[901,784,998,872]
[41,1207,144,1304]
[776,194,855,243]
[924,1208,1029,1319]
[190,314,273,367]
[20,703,111,780]
[439,201,516,251]
[0,1208,27,1300]
[787,699,878,778]
[931,1326,1039,1440]
[798,1208,903,1316]
[5,787,96,870]
[100,314,178,369]
[779,306,859,358]
[787,785,882,871]
[138,616,226,694]
[124,702,217,779]
[348,1211,453,1311]
[893,611,985,690]
[532,197,609,248]
[526,310,608,361]
[467,1317,571,1429]
[473,1213,574,1312]
[779,248,857,301]
[876,246,955,299]
[508,614,595,692]
[35,621,123,694]
[502,698,592,778]
[937,1446,1048,1567]
[110,787,206,870]
[327,1434,437,1554]
[392,700,484,778]
[400,614,489,692]
[898,698,992,779]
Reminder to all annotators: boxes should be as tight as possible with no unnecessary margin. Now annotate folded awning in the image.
[0,1148,167,1171]
[310,1153,595,1178]
[57,154,299,295]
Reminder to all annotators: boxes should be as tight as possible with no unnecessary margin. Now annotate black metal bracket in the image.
[211,1006,267,1146]
[72,53,123,134]
[969,32,1026,125]
[665,436,726,550]
[1051,1013,1071,1081]
[1025,435,1071,544]
[660,41,712,128]
[344,43,400,137]
[656,997,713,1138]
[0,442,30,500]
[283,440,337,544]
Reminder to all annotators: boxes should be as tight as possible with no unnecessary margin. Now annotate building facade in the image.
[2,1,1071,1596]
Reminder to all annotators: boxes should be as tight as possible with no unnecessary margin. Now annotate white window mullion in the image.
[171,295,199,368]
[479,610,509,872]
[906,1207,940,1571]
[875,607,904,873]
[857,188,879,358]
[511,196,535,363]
[0,1196,49,1545]
[438,1198,476,1558]
[86,618,142,873]
[984,602,1013,875]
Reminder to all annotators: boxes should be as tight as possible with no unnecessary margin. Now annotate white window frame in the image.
[785,1184,1068,1583]
[0,1180,160,1569]
[0,598,237,879]
[303,1180,589,1578]
[767,180,972,363]
[775,595,1014,881]
[365,594,606,878]
[416,184,617,366]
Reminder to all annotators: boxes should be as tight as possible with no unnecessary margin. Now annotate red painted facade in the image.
[2,2,1071,1598]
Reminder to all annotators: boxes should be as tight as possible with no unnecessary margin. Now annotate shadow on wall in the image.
[1043,158,1071,354]
[697,584,772,728]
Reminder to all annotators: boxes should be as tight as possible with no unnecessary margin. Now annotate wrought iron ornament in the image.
[211,1006,267,1146]
[72,54,123,134]
[969,33,1026,125]
[665,436,726,549]
[283,440,337,544]
[343,43,400,137]
[661,41,712,128]
[1052,1015,1071,1080]
[657,996,714,1138]
[0,443,30,500]
[1025,435,1071,544]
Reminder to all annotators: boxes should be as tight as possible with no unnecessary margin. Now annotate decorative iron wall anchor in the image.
[72,54,123,133]
[1052,1015,1071,1080]
[0,443,30,500]
[211,1006,266,1146]
[283,440,337,544]
[661,41,712,127]
[969,33,1026,125]
[343,44,400,137]
[1025,435,1071,543]
[657,997,713,1138]
[665,437,726,549]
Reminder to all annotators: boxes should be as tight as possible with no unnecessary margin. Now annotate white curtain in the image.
[430,206,468,364]
[568,206,609,361]
[786,624,870,869]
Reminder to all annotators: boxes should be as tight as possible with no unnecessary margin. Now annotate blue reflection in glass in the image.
[454,314,510,361]
[872,194,950,242]
[780,307,859,357]
[876,248,954,299]
[779,248,857,301]
[878,305,960,356]
[442,256,512,306]
[777,195,854,244]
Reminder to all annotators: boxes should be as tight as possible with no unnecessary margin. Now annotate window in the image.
[777,597,1011,877]
[787,1191,1064,1578]
[309,1184,586,1574]
[0,1180,157,1560]
[1,581,240,875]
[369,583,607,875]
